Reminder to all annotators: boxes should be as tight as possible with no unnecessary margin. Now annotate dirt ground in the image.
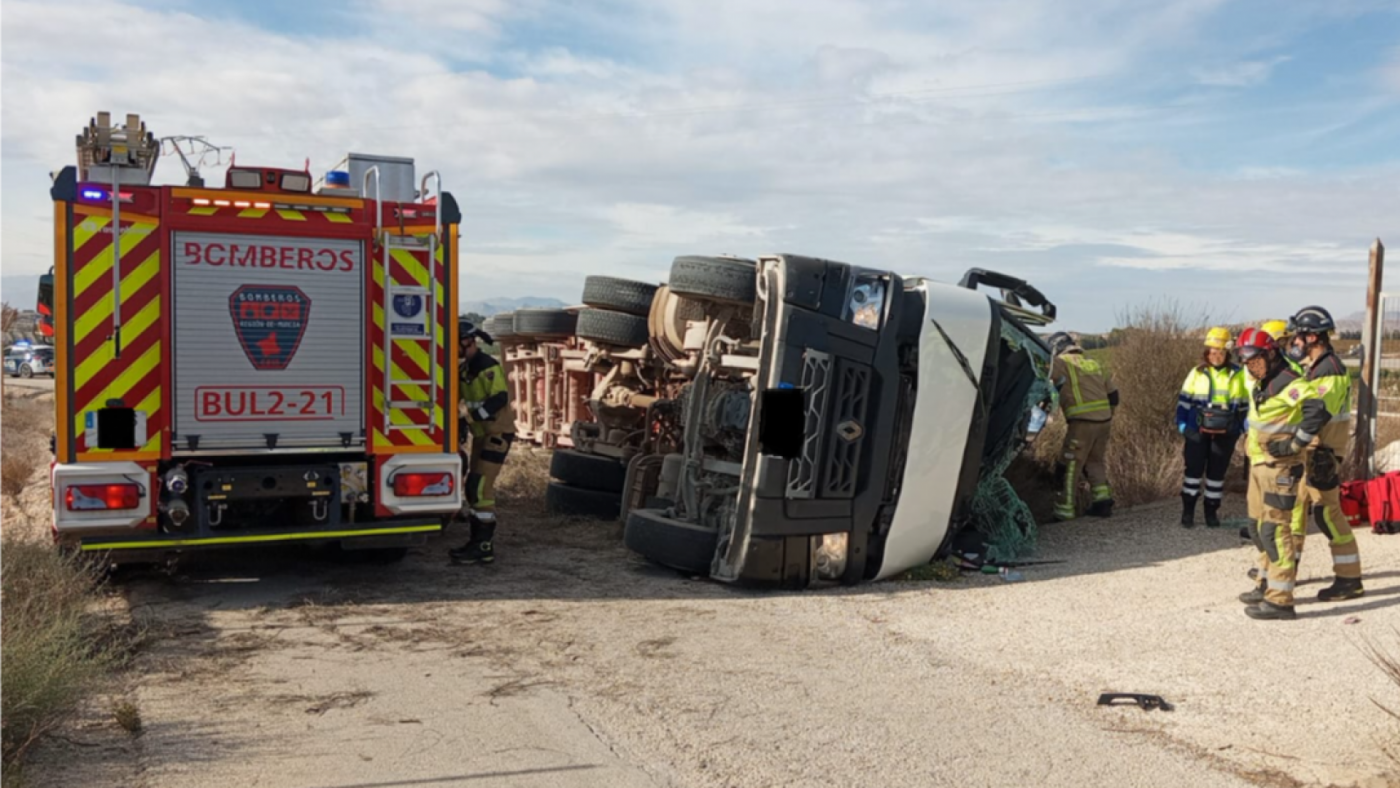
[11,443,1400,788]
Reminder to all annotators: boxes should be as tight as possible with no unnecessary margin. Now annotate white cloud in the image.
[0,0,1393,332]
[1193,55,1292,87]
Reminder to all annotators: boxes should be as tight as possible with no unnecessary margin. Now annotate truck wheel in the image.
[513,309,577,340]
[667,256,757,307]
[582,276,660,317]
[18,364,33,379]
[576,308,649,348]
[624,508,718,575]
[484,312,517,343]
[550,449,628,493]
[545,481,622,520]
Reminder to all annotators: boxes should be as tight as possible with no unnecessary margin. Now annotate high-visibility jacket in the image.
[1300,350,1351,452]
[460,351,516,438]
[1245,365,1309,464]
[1052,351,1117,423]
[1175,363,1248,433]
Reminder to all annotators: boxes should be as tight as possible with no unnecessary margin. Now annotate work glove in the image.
[1265,436,1305,458]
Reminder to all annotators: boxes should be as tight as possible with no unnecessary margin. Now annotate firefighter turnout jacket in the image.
[1176,363,1249,434]
[460,351,516,439]
[1052,351,1118,422]
[1299,350,1351,451]
[1245,365,1308,465]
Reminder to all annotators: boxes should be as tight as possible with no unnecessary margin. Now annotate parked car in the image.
[4,344,55,378]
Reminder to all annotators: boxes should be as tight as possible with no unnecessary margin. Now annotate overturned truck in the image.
[611,255,1058,588]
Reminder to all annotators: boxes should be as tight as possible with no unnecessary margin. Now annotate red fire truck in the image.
[44,112,463,561]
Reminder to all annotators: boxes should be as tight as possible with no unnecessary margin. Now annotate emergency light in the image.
[66,483,142,511]
[77,187,133,203]
[324,170,350,188]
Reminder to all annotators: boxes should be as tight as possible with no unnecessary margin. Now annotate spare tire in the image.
[582,276,660,317]
[513,309,577,339]
[576,308,649,348]
[550,449,628,494]
[624,508,718,575]
[667,256,757,307]
[545,482,622,520]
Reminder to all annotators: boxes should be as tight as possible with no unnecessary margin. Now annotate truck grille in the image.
[822,362,871,498]
[786,350,831,499]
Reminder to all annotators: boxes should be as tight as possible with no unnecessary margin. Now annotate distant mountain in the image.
[462,296,567,318]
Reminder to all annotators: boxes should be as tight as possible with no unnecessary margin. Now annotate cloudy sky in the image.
[3,0,1398,331]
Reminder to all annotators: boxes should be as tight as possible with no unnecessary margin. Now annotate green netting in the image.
[969,325,1055,563]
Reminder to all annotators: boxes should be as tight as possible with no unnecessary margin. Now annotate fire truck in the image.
[44,112,463,561]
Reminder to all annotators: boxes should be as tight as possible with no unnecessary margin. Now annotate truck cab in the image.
[622,254,1056,587]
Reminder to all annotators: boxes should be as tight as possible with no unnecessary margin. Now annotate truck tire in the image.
[576,308,649,348]
[484,313,516,343]
[550,449,627,494]
[624,508,718,575]
[582,276,660,317]
[667,256,757,307]
[545,481,622,520]
[513,309,577,340]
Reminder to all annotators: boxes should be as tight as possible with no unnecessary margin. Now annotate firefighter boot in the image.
[1244,600,1297,621]
[1238,580,1266,605]
[1317,577,1364,602]
[1203,500,1222,529]
[449,518,496,565]
[1088,499,1114,518]
[1180,494,1197,528]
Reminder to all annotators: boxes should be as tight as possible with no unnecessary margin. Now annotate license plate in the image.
[194,385,345,422]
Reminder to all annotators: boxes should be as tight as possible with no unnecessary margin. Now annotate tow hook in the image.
[1097,693,1174,712]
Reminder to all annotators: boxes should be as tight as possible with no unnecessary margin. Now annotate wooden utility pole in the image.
[1355,239,1386,478]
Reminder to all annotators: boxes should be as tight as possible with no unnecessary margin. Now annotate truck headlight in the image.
[815,532,849,581]
[845,275,886,330]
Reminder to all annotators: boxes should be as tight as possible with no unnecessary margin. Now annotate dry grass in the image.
[0,536,117,765]
[1022,302,1228,512]
[1,394,47,503]
[1362,630,1400,763]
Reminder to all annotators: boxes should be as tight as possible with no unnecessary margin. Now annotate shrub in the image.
[0,537,113,765]
[1022,301,1220,510]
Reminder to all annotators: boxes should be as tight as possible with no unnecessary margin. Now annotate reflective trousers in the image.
[1290,446,1362,580]
[1182,431,1239,510]
[1248,460,1304,607]
[1055,419,1113,521]
[461,432,514,523]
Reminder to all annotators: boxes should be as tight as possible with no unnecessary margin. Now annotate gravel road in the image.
[22,450,1400,788]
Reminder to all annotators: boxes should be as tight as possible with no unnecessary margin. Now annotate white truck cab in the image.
[623,255,1056,587]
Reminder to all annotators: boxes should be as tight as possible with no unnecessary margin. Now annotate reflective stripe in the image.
[1333,553,1360,564]
[80,524,442,551]
[1267,579,1295,592]
[1255,423,1298,434]
[1184,476,1202,484]
[1182,486,1200,496]
[1091,485,1113,502]
[475,511,497,522]
[1205,479,1224,489]
[1204,490,1223,500]
[1066,400,1111,417]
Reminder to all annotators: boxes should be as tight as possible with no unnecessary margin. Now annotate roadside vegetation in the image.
[1,386,131,779]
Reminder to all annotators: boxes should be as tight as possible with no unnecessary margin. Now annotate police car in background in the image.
[3,342,55,378]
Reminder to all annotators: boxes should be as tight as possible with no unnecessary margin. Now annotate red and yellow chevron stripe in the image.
[369,228,452,454]
[69,205,166,461]
[183,204,356,224]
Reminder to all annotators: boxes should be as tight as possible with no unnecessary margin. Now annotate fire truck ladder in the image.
[364,168,444,435]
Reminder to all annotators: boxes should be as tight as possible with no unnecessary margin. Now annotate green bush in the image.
[1,537,113,765]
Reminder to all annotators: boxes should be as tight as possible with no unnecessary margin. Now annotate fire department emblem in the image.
[229,285,311,370]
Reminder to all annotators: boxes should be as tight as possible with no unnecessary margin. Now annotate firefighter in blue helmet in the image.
[449,318,516,565]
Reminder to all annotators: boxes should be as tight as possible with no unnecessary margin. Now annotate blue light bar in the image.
[324,170,350,188]
[79,187,108,201]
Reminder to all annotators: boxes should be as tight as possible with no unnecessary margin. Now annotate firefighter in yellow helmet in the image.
[449,319,517,566]
[1175,327,1249,528]
[1261,319,1305,376]
[1047,332,1118,521]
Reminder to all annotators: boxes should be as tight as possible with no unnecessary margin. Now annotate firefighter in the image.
[1280,306,1364,602]
[449,318,517,565]
[1175,327,1249,528]
[1047,332,1119,521]
[1261,319,1306,376]
[1234,327,1309,620]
